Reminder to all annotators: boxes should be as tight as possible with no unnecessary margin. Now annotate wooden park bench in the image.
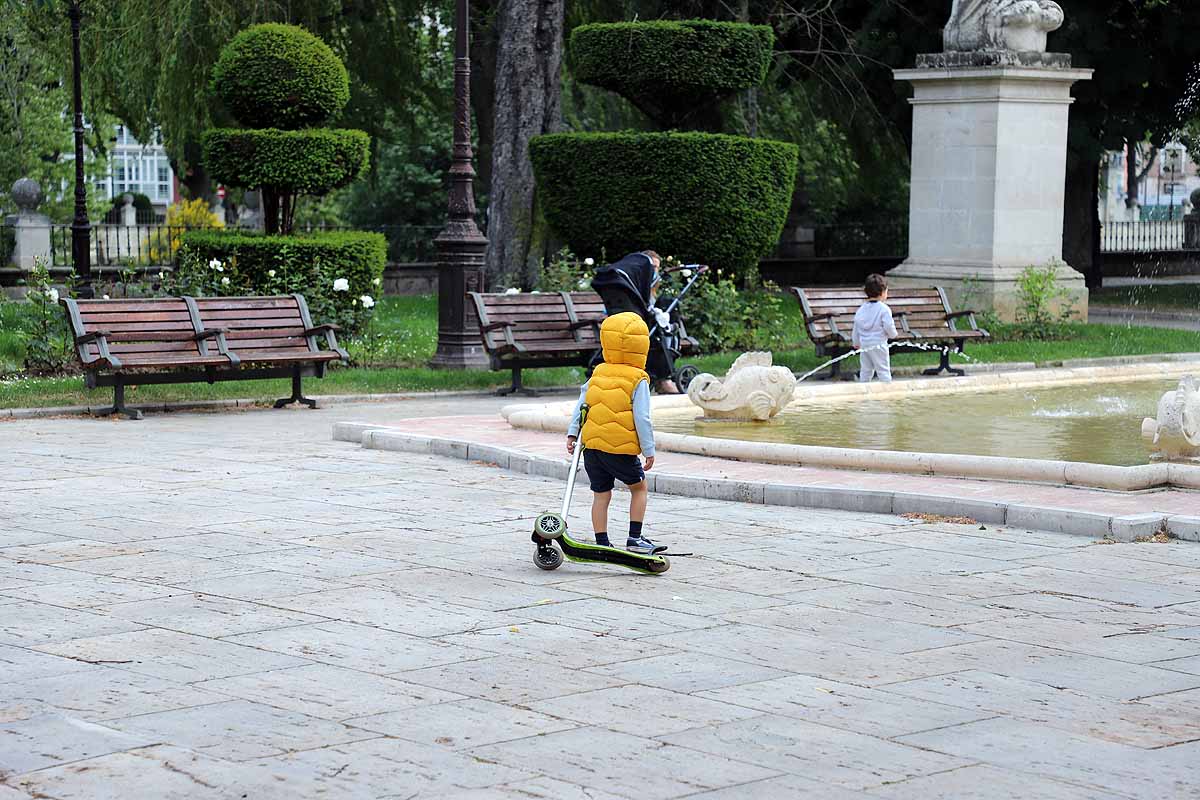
[791,285,990,379]
[468,291,603,395]
[61,294,346,419]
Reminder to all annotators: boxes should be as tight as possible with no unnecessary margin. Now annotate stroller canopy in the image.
[591,252,659,311]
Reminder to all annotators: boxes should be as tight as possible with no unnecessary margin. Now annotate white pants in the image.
[858,344,892,383]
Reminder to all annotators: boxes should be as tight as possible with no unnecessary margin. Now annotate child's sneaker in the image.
[594,533,612,548]
[626,535,667,554]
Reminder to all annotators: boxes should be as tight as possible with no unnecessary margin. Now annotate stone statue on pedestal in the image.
[943,0,1064,53]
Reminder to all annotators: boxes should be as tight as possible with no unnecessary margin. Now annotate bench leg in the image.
[274,366,319,409]
[922,347,966,377]
[96,379,143,420]
[497,368,538,397]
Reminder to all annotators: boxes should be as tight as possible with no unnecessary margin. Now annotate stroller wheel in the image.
[673,365,699,392]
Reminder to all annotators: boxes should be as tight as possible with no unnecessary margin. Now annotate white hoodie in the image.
[852,300,898,347]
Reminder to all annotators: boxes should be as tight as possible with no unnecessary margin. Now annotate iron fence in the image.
[813,221,908,258]
[1100,220,1191,253]
[293,223,443,262]
[49,223,208,269]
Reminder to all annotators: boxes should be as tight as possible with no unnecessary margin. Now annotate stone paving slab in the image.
[3,399,1200,799]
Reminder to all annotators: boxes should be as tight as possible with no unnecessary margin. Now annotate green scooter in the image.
[531,407,670,575]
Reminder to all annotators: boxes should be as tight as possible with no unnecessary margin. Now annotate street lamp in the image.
[67,0,93,298]
[429,0,489,369]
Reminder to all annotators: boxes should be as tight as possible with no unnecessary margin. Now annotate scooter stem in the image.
[561,405,588,519]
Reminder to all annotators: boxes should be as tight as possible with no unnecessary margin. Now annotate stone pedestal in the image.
[5,178,52,272]
[890,58,1092,321]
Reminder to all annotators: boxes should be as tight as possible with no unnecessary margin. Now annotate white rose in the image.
[267,269,277,278]
[333,278,350,292]
[102,294,110,300]
[47,288,60,303]
[359,295,375,309]
[577,279,588,289]
[157,271,165,279]
[221,276,230,286]
[214,264,224,273]
[504,287,520,295]
[584,257,594,266]
[682,269,693,278]
[373,277,382,287]
[208,259,222,269]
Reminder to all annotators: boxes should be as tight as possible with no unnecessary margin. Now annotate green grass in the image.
[2,294,1198,410]
[1091,284,1200,311]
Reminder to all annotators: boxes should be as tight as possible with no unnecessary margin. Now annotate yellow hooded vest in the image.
[581,312,650,455]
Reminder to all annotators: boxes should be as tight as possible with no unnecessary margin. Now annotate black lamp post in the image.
[68,0,93,298]
[429,0,489,369]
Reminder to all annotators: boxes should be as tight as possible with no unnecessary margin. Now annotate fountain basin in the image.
[502,361,1200,492]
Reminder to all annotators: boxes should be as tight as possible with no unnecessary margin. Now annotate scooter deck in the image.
[540,532,670,574]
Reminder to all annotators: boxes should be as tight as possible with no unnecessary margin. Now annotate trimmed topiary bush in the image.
[534,18,795,279]
[202,129,369,194]
[175,229,386,334]
[531,132,797,275]
[568,21,773,129]
[210,23,350,130]
[203,23,367,235]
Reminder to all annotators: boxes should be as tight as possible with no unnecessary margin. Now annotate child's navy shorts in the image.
[583,449,645,493]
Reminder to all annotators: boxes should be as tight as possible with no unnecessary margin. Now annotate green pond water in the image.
[654,379,1176,467]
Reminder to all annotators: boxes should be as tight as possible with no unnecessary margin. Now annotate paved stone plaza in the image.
[3,397,1200,799]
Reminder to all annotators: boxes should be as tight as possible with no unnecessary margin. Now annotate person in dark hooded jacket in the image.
[590,251,679,393]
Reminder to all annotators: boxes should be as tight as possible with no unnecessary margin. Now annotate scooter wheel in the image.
[647,556,670,574]
[533,513,566,540]
[533,545,563,571]
[674,365,699,392]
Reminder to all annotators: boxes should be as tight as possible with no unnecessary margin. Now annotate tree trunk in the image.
[470,1,499,210]
[1063,155,1102,289]
[483,0,564,287]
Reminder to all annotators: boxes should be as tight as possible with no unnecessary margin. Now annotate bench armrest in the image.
[944,309,983,333]
[805,312,850,342]
[480,320,515,333]
[75,330,111,344]
[303,323,348,361]
[569,318,601,331]
[892,311,925,338]
[192,327,227,341]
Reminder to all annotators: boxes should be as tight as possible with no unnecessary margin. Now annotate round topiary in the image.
[530,131,798,275]
[211,23,350,130]
[568,21,773,129]
[203,128,369,195]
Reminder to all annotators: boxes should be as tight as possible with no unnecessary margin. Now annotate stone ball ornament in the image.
[11,178,43,212]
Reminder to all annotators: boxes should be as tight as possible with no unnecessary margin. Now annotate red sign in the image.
[216,186,226,199]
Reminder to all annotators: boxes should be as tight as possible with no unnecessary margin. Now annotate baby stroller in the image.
[589,252,708,392]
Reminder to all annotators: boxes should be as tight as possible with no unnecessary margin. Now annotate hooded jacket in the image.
[580,312,651,455]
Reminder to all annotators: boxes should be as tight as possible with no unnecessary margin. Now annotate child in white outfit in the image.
[852,273,898,382]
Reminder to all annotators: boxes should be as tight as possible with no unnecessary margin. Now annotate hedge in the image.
[568,21,773,128]
[202,128,369,194]
[530,131,798,276]
[211,23,349,129]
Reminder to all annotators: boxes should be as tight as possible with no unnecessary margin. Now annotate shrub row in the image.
[176,229,386,335]
[531,131,798,276]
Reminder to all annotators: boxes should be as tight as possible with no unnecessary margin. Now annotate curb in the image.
[331,422,1200,544]
[0,386,579,421]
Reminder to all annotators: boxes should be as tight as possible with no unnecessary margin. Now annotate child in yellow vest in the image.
[566,312,665,554]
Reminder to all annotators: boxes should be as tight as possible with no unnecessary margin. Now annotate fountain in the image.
[686,352,796,422]
[1143,377,1200,461]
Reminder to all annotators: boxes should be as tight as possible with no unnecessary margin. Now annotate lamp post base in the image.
[429,229,490,370]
